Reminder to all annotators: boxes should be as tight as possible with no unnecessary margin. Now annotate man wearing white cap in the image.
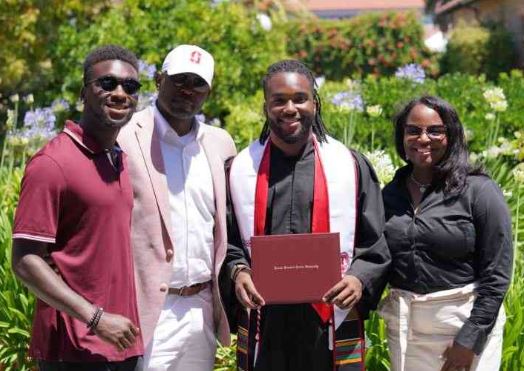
[118,45,236,370]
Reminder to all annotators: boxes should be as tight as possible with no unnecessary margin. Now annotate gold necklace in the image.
[409,173,431,194]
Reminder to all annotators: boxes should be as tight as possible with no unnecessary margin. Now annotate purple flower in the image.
[23,107,55,128]
[23,110,36,126]
[138,60,157,79]
[395,63,425,84]
[23,107,57,139]
[51,98,70,113]
[331,91,364,112]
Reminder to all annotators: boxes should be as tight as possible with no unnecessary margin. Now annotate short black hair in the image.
[393,95,483,193]
[259,59,328,144]
[83,45,139,84]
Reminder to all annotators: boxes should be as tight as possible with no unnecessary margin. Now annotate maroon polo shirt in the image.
[13,121,143,361]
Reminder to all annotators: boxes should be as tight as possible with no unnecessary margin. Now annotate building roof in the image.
[305,0,425,11]
[434,0,478,15]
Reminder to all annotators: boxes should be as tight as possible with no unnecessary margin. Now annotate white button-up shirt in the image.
[154,106,215,288]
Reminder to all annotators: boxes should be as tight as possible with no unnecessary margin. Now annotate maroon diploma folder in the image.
[250,232,341,304]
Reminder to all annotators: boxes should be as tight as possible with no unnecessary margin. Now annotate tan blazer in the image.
[118,107,236,346]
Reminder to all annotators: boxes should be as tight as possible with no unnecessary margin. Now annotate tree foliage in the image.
[440,20,517,79]
[0,0,111,113]
[48,0,287,120]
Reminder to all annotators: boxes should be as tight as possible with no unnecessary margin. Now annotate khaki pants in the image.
[378,284,505,371]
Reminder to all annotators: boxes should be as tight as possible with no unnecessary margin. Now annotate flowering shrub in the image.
[366,105,383,118]
[364,150,396,187]
[138,59,157,80]
[1,3,523,370]
[482,86,508,147]
[1,96,74,170]
[394,63,425,84]
[4,69,524,371]
[284,12,437,80]
[331,91,364,112]
[513,163,524,183]
[226,69,524,157]
[47,0,287,122]
[440,20,517,79]
[328,81,364,146]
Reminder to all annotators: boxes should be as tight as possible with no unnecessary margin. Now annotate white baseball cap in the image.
[161,45,214,87]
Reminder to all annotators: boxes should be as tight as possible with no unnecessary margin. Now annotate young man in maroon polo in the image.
[12,45,144,370]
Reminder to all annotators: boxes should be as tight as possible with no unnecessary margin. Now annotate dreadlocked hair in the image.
[259,59,329,144]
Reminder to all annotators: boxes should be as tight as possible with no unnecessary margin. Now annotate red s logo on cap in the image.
[190,51,202,64]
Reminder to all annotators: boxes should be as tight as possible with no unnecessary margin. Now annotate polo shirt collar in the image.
[63,120,108,154]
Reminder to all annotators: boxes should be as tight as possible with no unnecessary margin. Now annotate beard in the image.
[268,115,314,144]
[91,103,134,130]
[102,114,133,128]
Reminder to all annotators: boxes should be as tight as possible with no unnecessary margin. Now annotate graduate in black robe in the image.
[220,60,390,371]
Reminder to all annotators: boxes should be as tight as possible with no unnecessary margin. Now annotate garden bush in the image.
[225,69,524,155]
[284,11,438,80]
[2,2,524,369]
[440,20,517,80]
[0,166,34,371]
[48,0,287,122]
[2,6,445,135]
[3,69,524,370]
[1,0,288,136]
[0,0,111,115]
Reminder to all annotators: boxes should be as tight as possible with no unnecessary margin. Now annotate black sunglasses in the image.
[404,125,447,140]
[168,74,209,93]
[86,75,142,95]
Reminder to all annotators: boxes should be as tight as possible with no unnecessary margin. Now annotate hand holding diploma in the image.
[322,275,363,309]
[235,270,265,310]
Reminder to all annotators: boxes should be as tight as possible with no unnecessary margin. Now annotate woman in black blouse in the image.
[379,96,512,371]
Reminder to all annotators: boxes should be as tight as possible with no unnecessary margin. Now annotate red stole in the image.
[253,139,333,323]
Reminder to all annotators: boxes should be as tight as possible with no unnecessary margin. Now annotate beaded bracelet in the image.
[86,306,104,330]
[91,307,104,330]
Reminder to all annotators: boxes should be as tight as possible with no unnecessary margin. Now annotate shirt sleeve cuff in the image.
[12,233,56,244]
[454,321,487,355]
[347,265,372,294]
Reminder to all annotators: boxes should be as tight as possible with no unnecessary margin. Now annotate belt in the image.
[167,281,210,296]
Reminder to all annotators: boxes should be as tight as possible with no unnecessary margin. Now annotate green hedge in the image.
[284,11,438,80]
[225,70,524,154]
[2,2,524,369]
[3,71,524,370]
[0,0,111,110]
[1,6,443,133]
[440,20,517,79]
[48,0,287,121]
[0,167,34,371]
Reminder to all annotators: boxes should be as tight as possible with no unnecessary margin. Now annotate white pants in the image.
[143,287,217,371]
[378,284,506,371]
